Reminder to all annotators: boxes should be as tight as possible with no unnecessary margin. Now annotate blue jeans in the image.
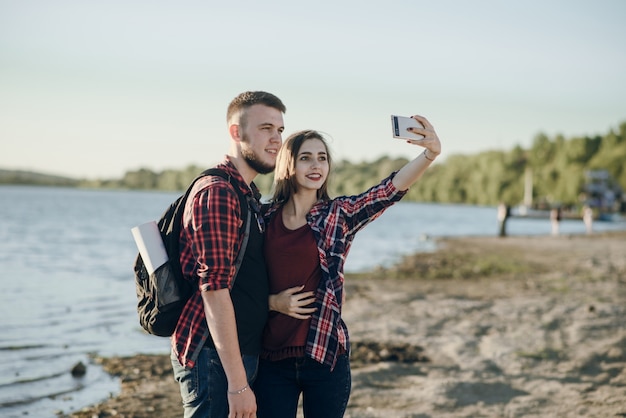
[253,354,351,418]
[170,346,259,418]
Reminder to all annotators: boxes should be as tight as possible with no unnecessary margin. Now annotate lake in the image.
[1,185,624,417]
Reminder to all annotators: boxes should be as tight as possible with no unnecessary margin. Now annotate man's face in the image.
[239,104,284,175]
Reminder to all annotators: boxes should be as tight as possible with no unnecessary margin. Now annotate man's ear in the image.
[229,123,241,142]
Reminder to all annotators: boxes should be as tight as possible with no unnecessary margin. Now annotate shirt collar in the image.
[219,156,262,200]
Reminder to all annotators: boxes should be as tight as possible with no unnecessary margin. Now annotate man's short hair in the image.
[227,91,286,128]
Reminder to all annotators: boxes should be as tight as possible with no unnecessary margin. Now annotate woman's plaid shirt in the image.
[264,173,407,369]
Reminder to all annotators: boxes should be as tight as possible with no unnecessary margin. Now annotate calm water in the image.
[1,186,624,417]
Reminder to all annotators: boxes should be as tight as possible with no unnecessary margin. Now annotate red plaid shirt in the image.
[264,173,407,369]
[171,158,258,369]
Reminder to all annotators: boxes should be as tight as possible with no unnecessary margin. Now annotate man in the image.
[170,91,286,418]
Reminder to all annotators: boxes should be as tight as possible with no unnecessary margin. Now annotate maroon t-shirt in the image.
[261,207,321,360]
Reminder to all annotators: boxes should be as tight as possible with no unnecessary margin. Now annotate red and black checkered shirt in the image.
[171,158,259,369]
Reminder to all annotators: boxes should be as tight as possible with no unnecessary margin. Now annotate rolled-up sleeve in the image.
[181,180,243,291]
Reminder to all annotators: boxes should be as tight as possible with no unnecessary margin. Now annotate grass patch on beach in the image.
[354,238,549,281]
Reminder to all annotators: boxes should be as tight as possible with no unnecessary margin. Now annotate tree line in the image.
[4,121,625,211]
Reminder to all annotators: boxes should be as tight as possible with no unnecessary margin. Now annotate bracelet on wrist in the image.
[228,383,249,395]
[423,149,436,162]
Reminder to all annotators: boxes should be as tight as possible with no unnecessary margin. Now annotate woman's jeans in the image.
[170,346,259,418]
[253,354,351,418]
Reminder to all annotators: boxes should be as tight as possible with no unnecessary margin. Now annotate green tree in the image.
[122,168,157,189]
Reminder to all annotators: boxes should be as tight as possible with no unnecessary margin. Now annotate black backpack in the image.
[133,168,251,337]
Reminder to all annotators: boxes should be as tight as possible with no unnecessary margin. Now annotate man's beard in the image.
[241,133,275,175]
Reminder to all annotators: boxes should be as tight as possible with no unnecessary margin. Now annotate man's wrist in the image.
[228,383,250,395]
[268,294,277,311]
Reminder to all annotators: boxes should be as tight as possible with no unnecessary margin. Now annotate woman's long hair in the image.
[271,130,332,203]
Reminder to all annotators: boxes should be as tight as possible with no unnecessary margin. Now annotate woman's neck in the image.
[282,191,317,229]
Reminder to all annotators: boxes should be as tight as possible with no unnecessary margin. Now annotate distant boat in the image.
[510,206,580,220]
[583,170,624,222]
[598,212,622,222]
[511,169,624,222]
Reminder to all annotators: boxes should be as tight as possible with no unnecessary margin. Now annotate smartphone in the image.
[391,115,424,140]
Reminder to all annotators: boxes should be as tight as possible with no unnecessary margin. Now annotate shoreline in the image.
[67,231,626,418]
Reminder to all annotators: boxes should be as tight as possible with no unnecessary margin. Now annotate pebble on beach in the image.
[71,361,87,377]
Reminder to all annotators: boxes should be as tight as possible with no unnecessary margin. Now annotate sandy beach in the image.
[68,230,626,418]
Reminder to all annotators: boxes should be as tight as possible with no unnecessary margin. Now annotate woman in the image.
[254,115,441,417]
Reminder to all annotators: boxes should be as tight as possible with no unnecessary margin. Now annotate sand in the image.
[68,231,626,418]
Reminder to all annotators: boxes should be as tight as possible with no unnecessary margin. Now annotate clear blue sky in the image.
[1,0,625,179]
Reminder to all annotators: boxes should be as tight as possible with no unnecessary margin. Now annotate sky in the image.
[1,0,625,179]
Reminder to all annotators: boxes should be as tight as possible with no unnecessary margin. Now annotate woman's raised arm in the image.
[392,114,441,191]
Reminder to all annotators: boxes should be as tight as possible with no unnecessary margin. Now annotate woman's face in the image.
[293,138,329,193]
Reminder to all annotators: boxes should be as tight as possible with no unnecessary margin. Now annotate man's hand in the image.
[228,386,256,418]
[269,285,317,319]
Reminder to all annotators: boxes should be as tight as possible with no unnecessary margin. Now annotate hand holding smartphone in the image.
[391,115,424,140]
